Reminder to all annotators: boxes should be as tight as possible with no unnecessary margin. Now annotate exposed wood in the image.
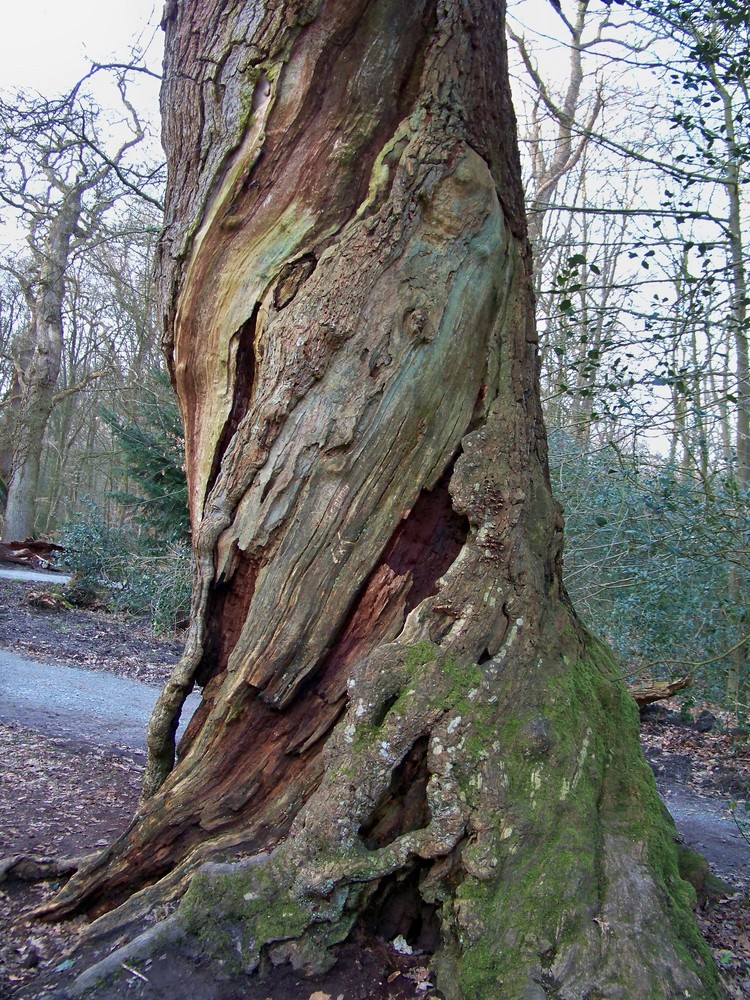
[631,675,693,708]
[0,538,64,569]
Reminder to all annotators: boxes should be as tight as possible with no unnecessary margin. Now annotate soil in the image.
[0,576,748,999]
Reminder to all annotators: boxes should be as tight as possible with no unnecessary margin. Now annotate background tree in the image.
[0,74,162,541]
[0,270,28,501]
[508,0,750,717]
[650,0,750,720]
[42,3,718,998]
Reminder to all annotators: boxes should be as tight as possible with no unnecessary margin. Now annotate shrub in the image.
[102,370,190,543]
[551,431,749,705]
[59,499,192,632]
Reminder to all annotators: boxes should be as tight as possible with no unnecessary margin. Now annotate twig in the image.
[729,804,750,847]
[639,634,750,673]
[121,963,149,983]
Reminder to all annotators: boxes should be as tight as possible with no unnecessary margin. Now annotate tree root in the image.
[64,915,185,998]
[50,629,721,999]
[0,852,93,884]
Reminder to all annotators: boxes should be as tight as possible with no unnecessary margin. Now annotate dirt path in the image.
[661,785,748,888]
[642,710,750,892]
[0,578,183,687]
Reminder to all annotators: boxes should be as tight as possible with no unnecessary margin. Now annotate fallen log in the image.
[0,538,64,570]
[629,675,693,708]
[23,589,72,611]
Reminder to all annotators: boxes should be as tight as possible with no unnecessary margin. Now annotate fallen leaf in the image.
[392,934,413,955]
[405,967,431,983]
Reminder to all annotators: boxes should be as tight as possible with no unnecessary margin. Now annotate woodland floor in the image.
[0,577,748,999]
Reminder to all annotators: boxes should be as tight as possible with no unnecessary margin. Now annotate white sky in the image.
[0,0,566,95]
[0,0,567,117]
[0,0,722,455]
[0,0,164,251]
[0,0,163,95]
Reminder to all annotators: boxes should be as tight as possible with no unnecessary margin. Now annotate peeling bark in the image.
[43,1,720,997]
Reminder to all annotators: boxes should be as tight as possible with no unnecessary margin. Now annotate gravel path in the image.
[660,783,749,888]
[0,568,71,585]
[0,651,200,751]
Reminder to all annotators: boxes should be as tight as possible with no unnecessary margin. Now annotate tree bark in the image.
[713,68,750,721]
[43,2,720,996]
[2,187,82,542]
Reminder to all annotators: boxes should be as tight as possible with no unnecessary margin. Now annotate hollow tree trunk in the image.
[43,2,719,996]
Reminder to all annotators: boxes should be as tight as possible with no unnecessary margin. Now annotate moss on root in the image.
[165,630,720,998]
[179,863,310,975]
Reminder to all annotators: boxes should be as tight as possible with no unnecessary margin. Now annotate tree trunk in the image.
[2,188,82,542]
[42,2,719,996]
[707,62,750,721]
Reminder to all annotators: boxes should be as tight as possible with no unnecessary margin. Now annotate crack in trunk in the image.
[42,459,473,919]
[205,305,260,503]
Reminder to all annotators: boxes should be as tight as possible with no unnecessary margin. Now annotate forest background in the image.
[1,0,749,719]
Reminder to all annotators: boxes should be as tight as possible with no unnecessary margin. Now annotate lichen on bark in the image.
[42,1,721,997]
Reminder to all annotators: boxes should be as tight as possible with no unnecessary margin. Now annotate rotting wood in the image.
[630,675,693,708]
[0,538,64,570]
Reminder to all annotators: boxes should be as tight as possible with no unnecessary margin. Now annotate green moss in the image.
[237,67,262,129]
[404,640,439,669]
[352,721,377,752]
[676,845,709,894]
[346,643,441,753]
[501,717,521,741]
[463,731,489,762]
[179,864,310,973]
[440,656,483,712]
[448,631,722,998]
[457,938,505,997]
[579,644,718,987]
[575,643,714,983]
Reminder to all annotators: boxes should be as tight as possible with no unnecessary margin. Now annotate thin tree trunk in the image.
[708,64,750,720]
[42,3,719,997]
[509,0,602,255]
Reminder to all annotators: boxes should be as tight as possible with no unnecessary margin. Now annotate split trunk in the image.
[44,1,720,996]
